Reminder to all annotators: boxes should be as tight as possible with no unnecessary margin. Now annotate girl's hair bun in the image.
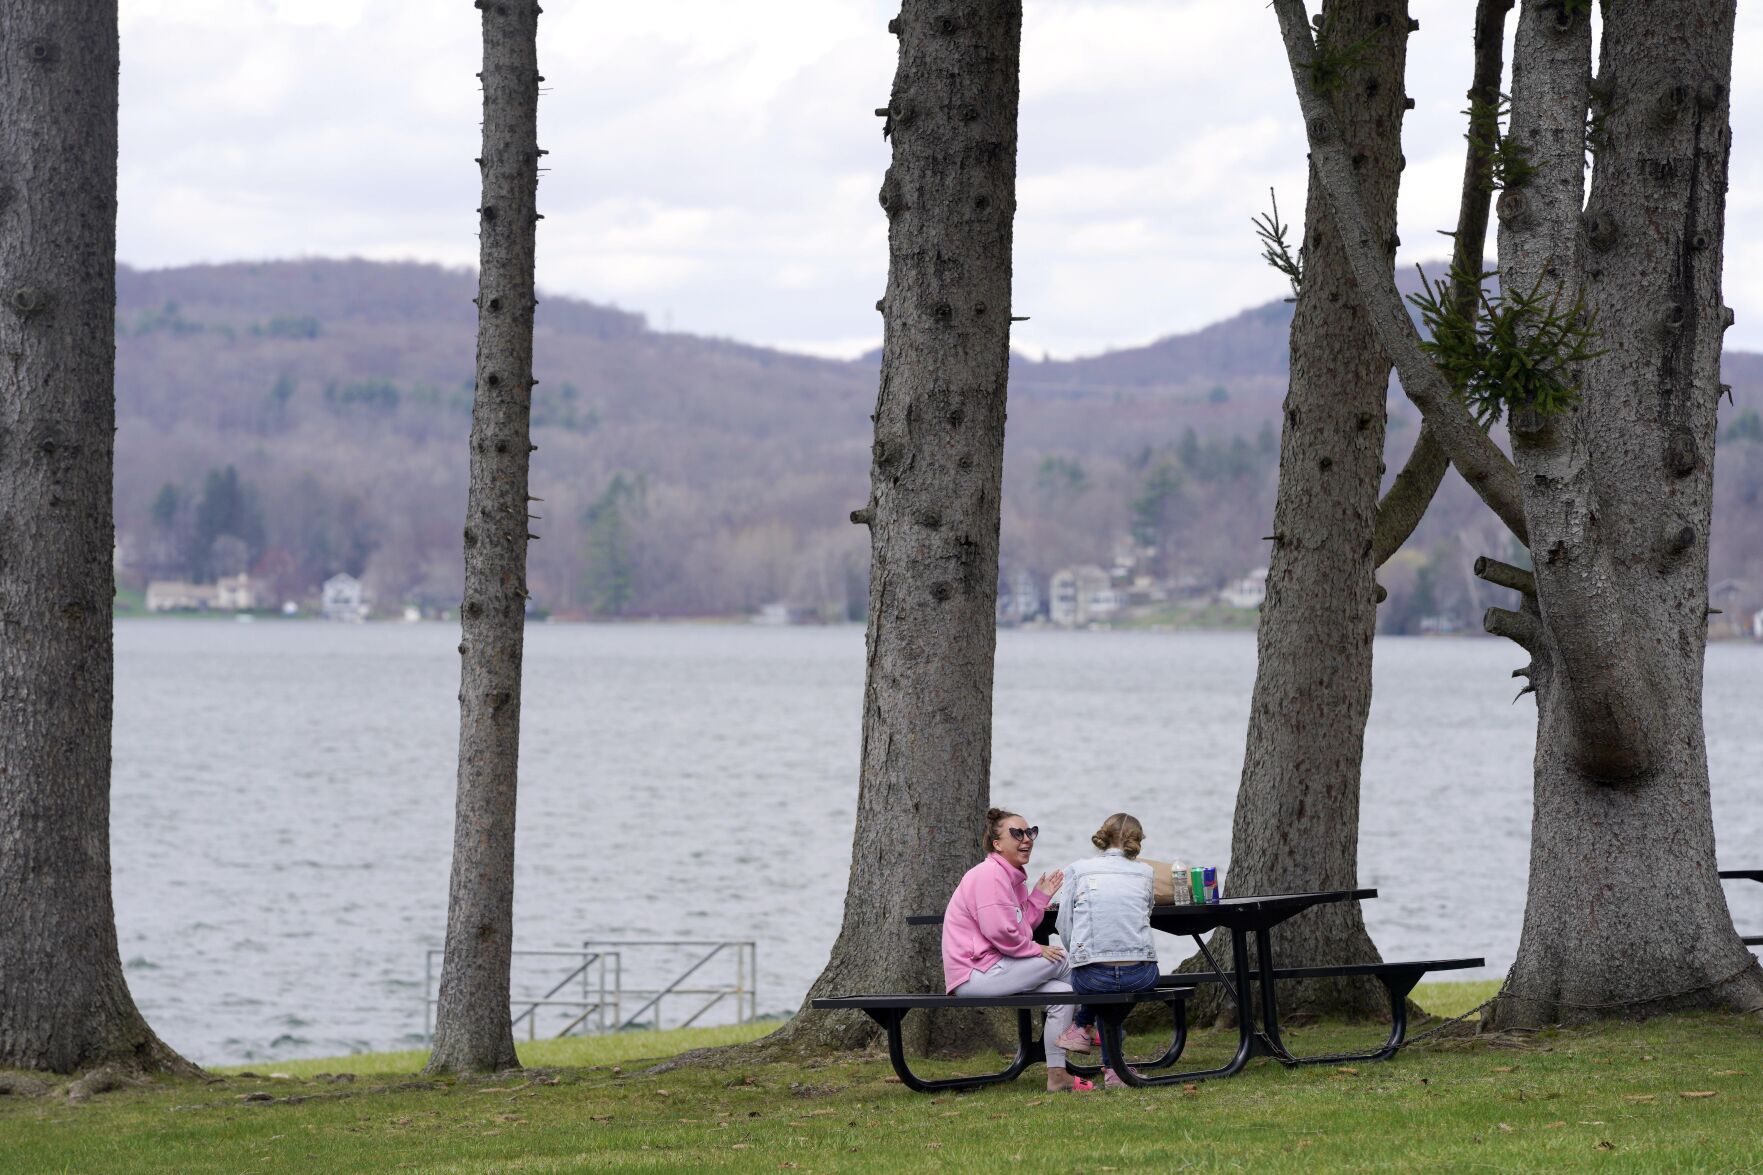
[1092,812,1146,859]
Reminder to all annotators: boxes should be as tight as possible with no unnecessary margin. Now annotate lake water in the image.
[110,621,1763,1066]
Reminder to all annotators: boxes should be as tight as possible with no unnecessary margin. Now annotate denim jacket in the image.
[1054,849,1156,967]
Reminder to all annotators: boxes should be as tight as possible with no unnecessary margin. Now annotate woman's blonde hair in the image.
[1091,812,1144,858]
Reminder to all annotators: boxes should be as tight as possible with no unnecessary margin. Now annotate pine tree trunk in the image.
[426,0,542,1075]
[1196,0,1410,1022]
[1486,0,1763,1026]
[0,0,191,1074]
[767,0,1022,1056]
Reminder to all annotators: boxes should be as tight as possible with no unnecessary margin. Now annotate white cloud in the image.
[115,0,1763,356]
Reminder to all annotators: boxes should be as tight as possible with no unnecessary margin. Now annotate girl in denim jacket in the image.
[1053,813,1160,1088]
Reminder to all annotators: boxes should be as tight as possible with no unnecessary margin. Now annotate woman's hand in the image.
[1033,869,1064,897]
[1040,944,1066,963]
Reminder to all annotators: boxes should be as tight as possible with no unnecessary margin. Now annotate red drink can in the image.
[1203,866,1219,903]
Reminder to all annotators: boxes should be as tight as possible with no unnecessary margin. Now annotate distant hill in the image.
[112,259,1763,623]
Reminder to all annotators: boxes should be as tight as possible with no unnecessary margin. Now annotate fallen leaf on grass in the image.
[1497,1124,1513,1133]
[1491,1066,1517,1073]
[1623,1094,1656,1103]
[1024,1098,1045,1107]
[1679,1091,1717,1099]
[474,1083,530,1094]
[882,1076,901,1084]
[1335,1067,1359,1076]
[730,1144,750,1150]
[925,1142,943,1150]
[779,1164,801,1170]
[590,1115,613,1123]
[610,1067,623,1076]
[1640,1055,1654,1061]
[1579,1121,1606,1126]
[1713,1070,1747,1077]
[1595,1140,1615,1152]
[1182,1084,1199,1095]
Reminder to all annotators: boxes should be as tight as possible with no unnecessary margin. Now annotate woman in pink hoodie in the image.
[942,807,1093,1093]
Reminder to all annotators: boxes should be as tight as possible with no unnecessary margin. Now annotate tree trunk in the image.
[1274,0,1763,1026]
[1196,0,1410,1022]
[1486,0,1763,1026]
[426,0,542,1075]
[765,0,1022,1057]
[0,0,191,1074]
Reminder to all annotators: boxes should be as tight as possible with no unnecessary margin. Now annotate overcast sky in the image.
[118,0,1763,358]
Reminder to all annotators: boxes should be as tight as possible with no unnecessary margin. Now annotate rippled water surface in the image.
[111,621,1763,1065]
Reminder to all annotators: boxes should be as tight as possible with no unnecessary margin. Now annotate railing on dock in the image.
[422,939,756,1041]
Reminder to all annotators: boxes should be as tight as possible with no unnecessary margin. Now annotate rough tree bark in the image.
[763,0,1022,1056]
[1200,0,1413,1023]
[427,0,542,1075]
[0,0,192,1074]
[1484,0,1762,1025]
[1274,0,1763,1024]
[1191,0,1513,1026]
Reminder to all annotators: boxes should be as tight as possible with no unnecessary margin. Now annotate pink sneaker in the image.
[1053,1025,1094,1054]
[1103,1067,1138,1089]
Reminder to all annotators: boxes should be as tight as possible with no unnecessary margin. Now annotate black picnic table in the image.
[912,888,1378,1083]
[1720,871,1763,946]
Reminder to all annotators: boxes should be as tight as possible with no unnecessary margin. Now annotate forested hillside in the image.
[114,259,1763,625]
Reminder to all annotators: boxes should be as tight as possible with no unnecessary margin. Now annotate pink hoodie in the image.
[942,852,1051,992]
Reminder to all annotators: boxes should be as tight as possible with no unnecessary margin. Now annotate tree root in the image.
[66,1066,146,1104]
[0,1073,52,1098]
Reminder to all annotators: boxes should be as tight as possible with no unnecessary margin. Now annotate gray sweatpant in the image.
[953,953,1075,1068]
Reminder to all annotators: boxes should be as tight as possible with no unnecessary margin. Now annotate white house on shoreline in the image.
[322,574,369,622]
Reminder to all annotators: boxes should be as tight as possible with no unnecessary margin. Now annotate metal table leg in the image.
[1254,926,1293,1063]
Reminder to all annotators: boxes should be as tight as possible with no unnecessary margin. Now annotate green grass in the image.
[212,1023,773,1080]
[5,986,1761,1173]
[1415,978,1501,1018]
[1111,603,1261,631]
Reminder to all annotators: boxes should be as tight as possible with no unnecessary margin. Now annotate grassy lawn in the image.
[3,983,1760,1172]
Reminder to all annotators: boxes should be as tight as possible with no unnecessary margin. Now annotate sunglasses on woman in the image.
[1005,826,1040,842]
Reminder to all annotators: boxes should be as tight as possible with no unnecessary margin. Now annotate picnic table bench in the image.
[908,888,1484,1084]
[810,987,1194,1093]
[1721,870,1763,946]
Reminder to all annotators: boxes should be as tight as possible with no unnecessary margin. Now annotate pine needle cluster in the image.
[1408,263,1604,427]
[1252,188,1303,301]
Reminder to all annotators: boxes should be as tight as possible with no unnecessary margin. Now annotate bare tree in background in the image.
[427,0,543,1075]
[1274,0,1763,1022]
[0,0,192,1074]
[766,0,1024,1055]
[1199,0,1513,1022]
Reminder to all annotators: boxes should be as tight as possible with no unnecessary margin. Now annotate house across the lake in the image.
[322,574,369,622]
[145,580,219,613]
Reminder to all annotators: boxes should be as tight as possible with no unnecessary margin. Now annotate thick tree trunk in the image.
[427,0,542,1075]
[766,0,1021,1056]
[1487,0,1763,1026]
[0,0,191,1074]
[1197,0,1412,1023]
[1275,0,1762,1026]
